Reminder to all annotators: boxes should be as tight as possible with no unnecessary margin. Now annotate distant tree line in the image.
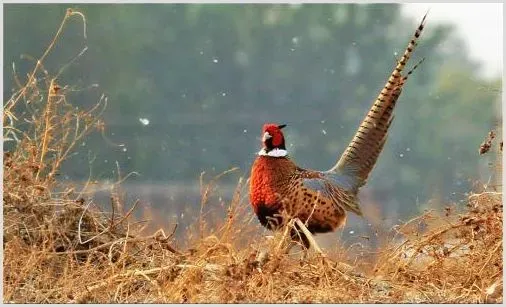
[4,4,501,218]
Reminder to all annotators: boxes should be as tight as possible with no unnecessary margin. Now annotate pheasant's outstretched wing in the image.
[301,176,362,215]
[328,13,427,190]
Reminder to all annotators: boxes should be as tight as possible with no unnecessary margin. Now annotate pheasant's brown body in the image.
[250,156,353,233]
[249,14,427,242]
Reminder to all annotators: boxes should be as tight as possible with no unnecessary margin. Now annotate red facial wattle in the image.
[271,132,284,147]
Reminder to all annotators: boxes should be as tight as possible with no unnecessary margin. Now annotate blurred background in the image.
[3,3,502,244]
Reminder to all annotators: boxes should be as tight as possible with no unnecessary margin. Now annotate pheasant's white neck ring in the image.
[258,148,288,157]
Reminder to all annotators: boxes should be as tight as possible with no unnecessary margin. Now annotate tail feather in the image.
[329,13,427,189]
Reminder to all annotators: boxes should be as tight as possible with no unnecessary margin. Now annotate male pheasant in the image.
[249,14,427,247]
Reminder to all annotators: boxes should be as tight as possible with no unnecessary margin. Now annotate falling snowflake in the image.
[139,118,150,126]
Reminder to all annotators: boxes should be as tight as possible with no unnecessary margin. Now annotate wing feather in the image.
[302,176,362,215]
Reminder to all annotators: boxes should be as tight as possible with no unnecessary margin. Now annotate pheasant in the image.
[249,14,427,248]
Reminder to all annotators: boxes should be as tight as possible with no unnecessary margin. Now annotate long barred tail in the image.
[329,13,427,189]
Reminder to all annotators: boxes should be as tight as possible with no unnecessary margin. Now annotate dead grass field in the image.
[3,9,503,303]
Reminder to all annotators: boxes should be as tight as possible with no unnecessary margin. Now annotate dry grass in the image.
[3,9,503,303]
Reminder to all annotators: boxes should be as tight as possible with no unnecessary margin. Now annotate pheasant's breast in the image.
[250,156,296,228]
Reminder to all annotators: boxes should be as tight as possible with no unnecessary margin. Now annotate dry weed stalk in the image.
[373,191,502,303]
[3,8,179,303]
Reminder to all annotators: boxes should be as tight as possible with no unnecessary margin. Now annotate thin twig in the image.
[294,218,325,256]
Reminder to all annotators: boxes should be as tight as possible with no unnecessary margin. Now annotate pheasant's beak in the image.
[262,131,272,142]
[278,124,287,129]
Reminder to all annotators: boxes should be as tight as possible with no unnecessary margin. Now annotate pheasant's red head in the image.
[261,123,287,152]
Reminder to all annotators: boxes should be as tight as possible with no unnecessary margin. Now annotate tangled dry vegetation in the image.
[3,9,503,303]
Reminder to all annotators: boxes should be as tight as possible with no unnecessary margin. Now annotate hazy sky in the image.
[402,3,503,80]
